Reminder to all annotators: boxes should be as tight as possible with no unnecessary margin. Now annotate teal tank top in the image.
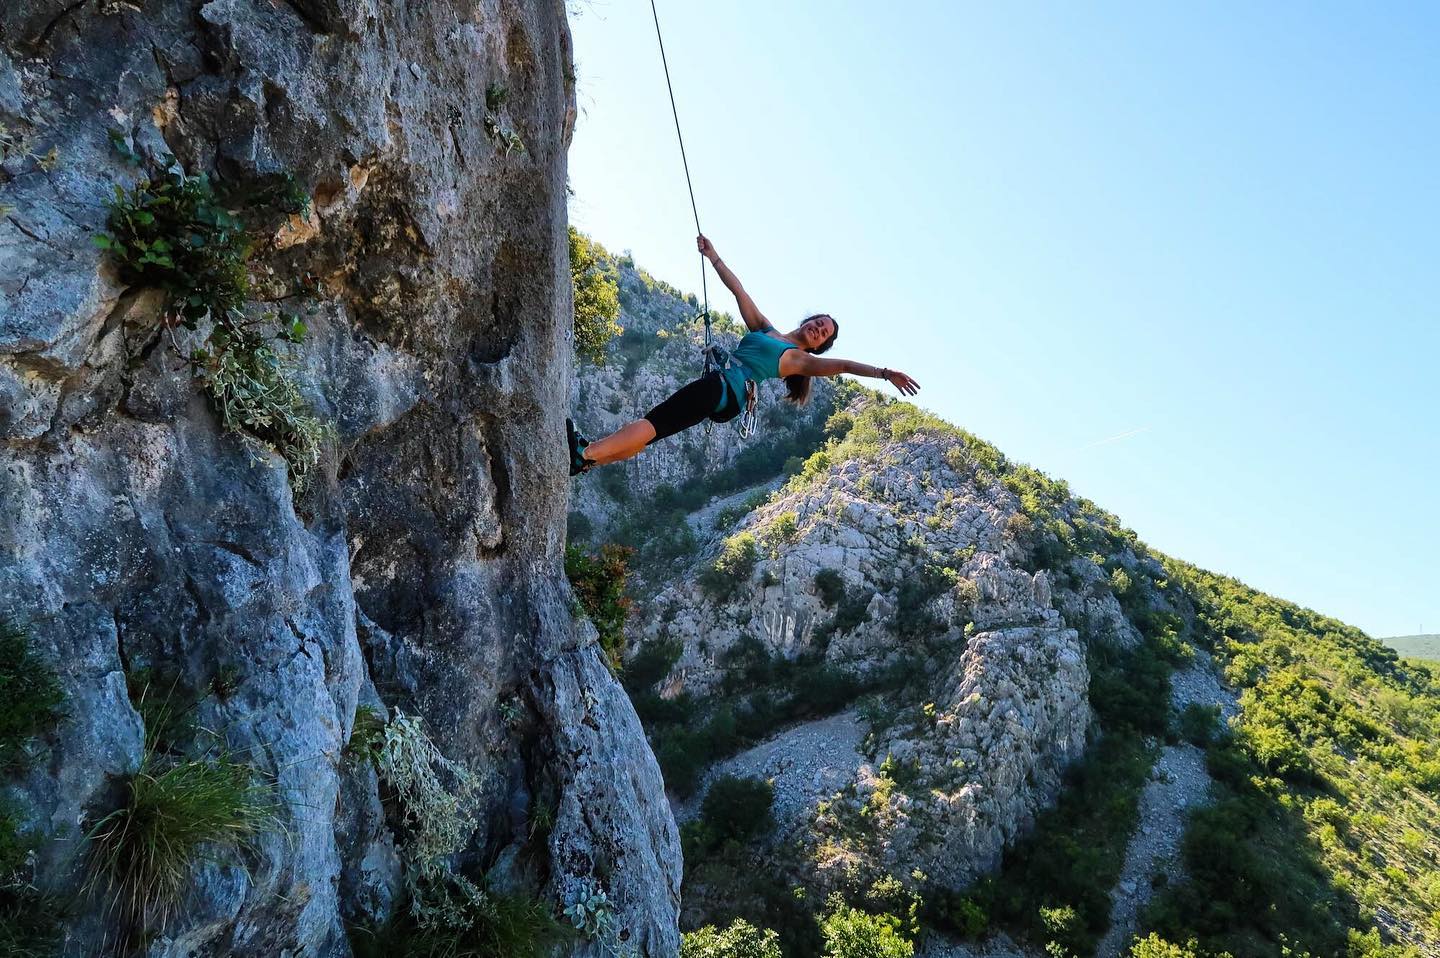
[716,331,796,412]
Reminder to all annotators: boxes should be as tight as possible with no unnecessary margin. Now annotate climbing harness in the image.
[700,343,760,440]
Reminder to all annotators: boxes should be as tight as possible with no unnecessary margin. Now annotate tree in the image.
[820,896,913,958]
[569,227,621,363]
[681,919,783,958]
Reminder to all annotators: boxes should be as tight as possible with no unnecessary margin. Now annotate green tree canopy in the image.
[681,919,783,958]
[569,226,622,363]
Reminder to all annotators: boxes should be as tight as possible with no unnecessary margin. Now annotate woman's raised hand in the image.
[696,234,719,263]
[885,369,921,396]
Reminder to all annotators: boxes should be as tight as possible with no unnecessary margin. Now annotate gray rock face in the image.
[1,2,678,955]
[631,422,1103,897]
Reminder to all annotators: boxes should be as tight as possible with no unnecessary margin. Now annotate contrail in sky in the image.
[1080,426,1151,450]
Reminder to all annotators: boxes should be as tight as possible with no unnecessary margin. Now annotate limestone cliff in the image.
[0,3,679,955]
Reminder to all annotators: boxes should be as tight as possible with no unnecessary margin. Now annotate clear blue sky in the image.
[566,1,1438,640]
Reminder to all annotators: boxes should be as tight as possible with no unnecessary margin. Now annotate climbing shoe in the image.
[567,418,593,476]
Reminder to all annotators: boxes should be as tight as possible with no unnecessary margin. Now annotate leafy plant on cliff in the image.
[194,326,333,489]
[347,711,565,957]
[0,800,62,958]
[0,623,64,956]
[562,878,616,941]
[374,711,481,881]
[0,622,63,773]
[682,775,775,863]
[570,227,622,363]
[96,155,332,490]
[699,533,760,601]
[565,544,635,670]
[349,878,570,958]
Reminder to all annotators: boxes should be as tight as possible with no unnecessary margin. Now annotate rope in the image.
[648,0,712,372]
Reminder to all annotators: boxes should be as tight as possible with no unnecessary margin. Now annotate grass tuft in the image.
[85,746,275,932]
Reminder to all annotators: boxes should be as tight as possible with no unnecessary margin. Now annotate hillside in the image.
[570,251,1440,958]
[1385,636,1440,664]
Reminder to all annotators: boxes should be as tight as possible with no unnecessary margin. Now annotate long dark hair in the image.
[784,313,839,405]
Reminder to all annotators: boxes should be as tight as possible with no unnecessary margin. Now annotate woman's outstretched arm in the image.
[697,235,772,333]
[781,351,922,396]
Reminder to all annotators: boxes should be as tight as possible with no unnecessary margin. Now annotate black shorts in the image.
[643,371,742,444]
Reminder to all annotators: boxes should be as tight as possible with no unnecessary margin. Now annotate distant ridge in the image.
[1383,633,1440,661]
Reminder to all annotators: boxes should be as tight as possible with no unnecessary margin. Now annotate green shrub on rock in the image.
[0,622,62,772]
[1128,934,1214,958]
[814,568,845,607]
[699,775,774,846]
[96,157,332,491]
[700,533,760,601]
[681,918,783,958]
[564,544,635,670]
[0,623,63,955]
[819,895,914,958]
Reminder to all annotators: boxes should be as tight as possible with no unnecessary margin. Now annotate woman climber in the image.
[567,235,921,475]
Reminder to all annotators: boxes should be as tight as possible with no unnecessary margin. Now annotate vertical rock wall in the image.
[0,1,679,954]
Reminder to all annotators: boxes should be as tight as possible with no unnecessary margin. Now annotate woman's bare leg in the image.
[583,419,656,466]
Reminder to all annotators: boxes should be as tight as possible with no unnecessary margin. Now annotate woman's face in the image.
[797,315,836,350]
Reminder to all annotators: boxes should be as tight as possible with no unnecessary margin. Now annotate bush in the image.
[681,918,783,958]
[700,533,760,601]
[815,591,872,644]
[814,568,845,607]
[624,639,683,694]
[820,896,914,958]
[1128,934,1207,958]
[893,564,951,641]
[569,227,622,363]
[374,711,480,873]
[97,158,332,490]
[0,625,63,954]
[699,775,774,847]
[684,775,776,864]
[1088,642,1172,738]
[349,880,570,958]
[1176,703,1222,747]
[0,622,62,772]
[565,544,634,670]
[196,329,334,489]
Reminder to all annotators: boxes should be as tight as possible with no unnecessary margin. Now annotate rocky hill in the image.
[1,4,678,957]
[570,256,1440,958]
[1385,636,1440,664]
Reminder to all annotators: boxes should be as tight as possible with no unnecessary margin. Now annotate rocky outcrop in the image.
[636,420,1105,899]
[1,3,678,955]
